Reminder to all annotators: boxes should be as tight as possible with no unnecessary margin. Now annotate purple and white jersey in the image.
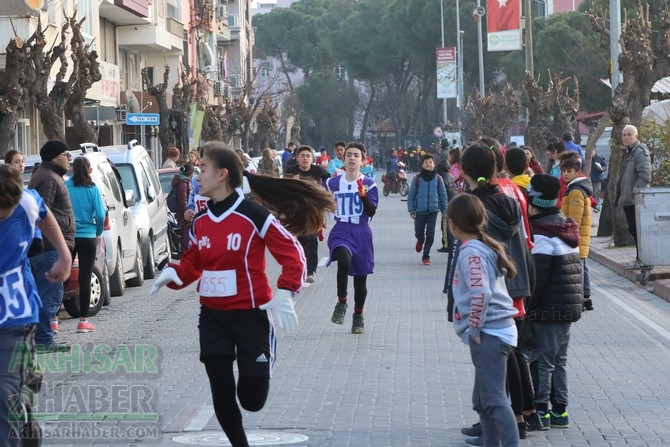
[0,189,47,328]
[325,174,378,225]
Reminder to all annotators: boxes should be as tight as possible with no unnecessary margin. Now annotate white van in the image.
[100,140,171,279]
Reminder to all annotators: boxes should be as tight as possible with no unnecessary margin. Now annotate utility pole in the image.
[524,0,534,78]
[440,0,448,125]
[610,0,621,96]
[476,0,485,94]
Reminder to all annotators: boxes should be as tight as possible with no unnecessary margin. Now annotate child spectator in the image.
[560,154,595,311]
[522,146,544,175]
[506,148,532,191]
[448,193,520,447]
[526,174,583,430]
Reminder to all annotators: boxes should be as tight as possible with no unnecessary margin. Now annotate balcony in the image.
[99,0,150,25]
[117,23,183,53]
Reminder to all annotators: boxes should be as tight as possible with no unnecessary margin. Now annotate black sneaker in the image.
[352,313,365,334]
[331,301,347,324]
[461,422,482,437]
[464,436,483,446]
[437,246,449,253]
[525,412,544,432]
[518,421,527,439]
[583,298,594,311]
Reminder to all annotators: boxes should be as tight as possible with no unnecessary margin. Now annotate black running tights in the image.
[332,246,368,310]
[204,355,270,447]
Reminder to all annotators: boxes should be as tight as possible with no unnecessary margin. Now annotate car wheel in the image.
[109,244,125,297]
[102,259,111,306]
[144,240,156,279]
[63,265,106,318]
[126,239,145,287]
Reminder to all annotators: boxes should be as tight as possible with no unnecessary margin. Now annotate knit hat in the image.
[40,140,70,162]
[527,174,560,209]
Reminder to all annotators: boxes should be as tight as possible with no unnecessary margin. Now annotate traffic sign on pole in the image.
[126,113,160,126]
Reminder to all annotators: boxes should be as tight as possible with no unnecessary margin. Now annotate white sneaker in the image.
[306,274,315,283]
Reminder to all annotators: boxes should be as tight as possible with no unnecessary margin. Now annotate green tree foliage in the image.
[531,13,610,113]
[297,72,358,146]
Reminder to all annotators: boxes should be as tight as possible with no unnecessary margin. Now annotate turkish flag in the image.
[487,0,520,33]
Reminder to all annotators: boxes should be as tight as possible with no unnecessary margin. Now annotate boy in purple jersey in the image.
[325,142,378,334]
[0,165,71,446]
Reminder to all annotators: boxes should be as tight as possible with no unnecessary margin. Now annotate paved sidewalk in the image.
[40,182,670,446]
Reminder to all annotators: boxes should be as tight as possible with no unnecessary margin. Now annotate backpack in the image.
[167,187,178,213]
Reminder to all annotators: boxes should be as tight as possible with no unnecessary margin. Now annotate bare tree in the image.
[65,14,102,145]
[521,71,580,163]
[29,16,79,141]
[142,64,174,157]
[0,27,34,155]
[588,2,670,242]
[462,84,519,143]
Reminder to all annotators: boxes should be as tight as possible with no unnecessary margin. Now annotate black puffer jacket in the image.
[527,209,582,323]
[28,161,75,251]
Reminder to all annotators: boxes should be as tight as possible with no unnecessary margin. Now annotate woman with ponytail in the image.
[150,141,335,447]
[448,193,519,447]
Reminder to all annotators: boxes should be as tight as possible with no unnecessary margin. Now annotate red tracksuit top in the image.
[167,191,306,310]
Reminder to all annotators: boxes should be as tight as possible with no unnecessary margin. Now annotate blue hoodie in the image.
[65,179,106,237]
[452,239,518,344]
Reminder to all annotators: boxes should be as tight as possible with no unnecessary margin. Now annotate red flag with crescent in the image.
[486,0,520,33]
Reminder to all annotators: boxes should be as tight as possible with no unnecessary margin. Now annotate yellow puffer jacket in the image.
[561,177,593,258]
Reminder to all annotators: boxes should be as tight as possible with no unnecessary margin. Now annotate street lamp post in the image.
[440,0,448,126]
[456,0,463,110]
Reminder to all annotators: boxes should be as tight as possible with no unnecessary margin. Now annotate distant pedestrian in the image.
[448,193,520,447]
[326,142,378,334]
[171,163,195,255]
[150,142,335,447]
[258,147,279,177]
[589,150,607,206]
[561,131,584,168]
[163,146,180,168]
[327,141,346,176]
[407,153,447,265]
[614,125,652,268]
[66,157,107,333]
[282,141,296,171]
[284,145,331,283]
[522,146,544,175]
[4,150,25,174]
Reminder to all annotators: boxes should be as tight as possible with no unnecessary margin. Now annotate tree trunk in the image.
[0,36,32,155]
[65,15,102,146]
[588,3,670,245]
[143,66,174,159]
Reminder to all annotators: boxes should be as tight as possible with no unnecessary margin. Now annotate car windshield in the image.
[158,172,174,195]
[115,164,140,199]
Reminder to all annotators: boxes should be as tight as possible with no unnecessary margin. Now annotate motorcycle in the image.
[167,210,182,259]
[381,161,409,196]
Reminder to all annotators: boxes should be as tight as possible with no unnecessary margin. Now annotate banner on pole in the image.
[436,47,457,99]
[486,0,522,52]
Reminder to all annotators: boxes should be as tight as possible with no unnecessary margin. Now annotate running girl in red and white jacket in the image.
[150,142,335,447]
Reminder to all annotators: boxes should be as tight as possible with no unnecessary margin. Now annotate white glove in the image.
[259,289,298,331]
[150,267,183,296]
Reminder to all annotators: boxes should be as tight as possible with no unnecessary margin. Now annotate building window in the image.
[167,0,181,20]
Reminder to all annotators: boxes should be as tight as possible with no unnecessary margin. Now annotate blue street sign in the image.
[126,113,160,126]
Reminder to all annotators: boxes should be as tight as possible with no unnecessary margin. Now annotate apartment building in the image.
[0,0,250,155]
